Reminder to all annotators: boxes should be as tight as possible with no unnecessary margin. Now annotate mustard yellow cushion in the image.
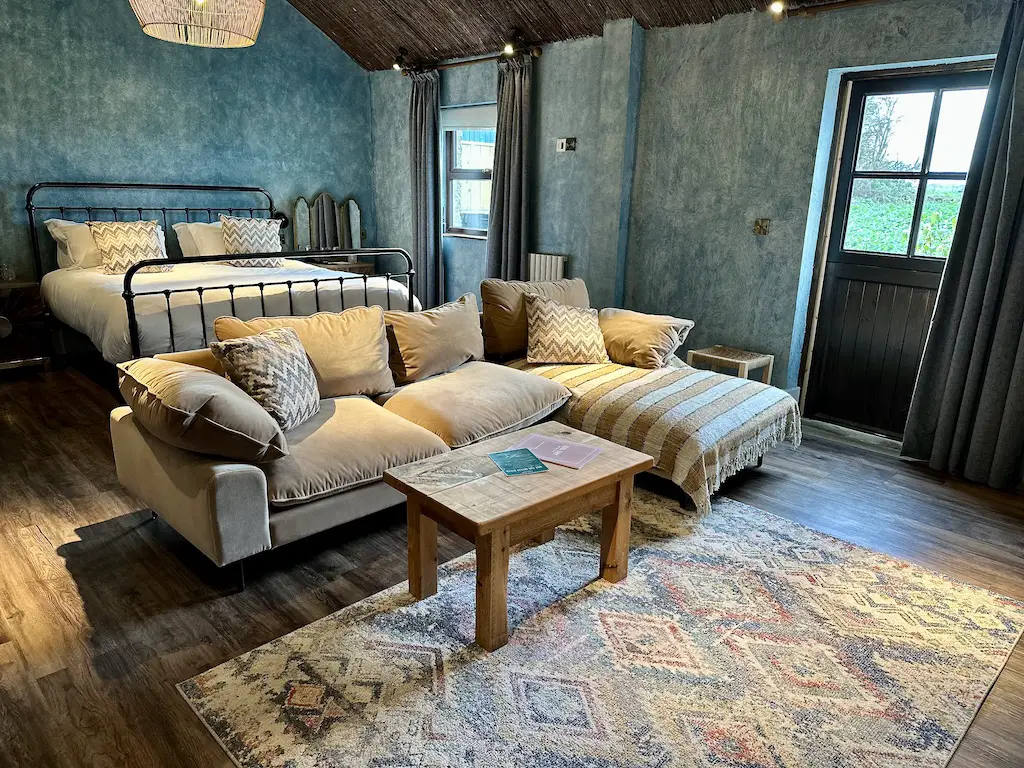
[213,307,394,398]
[599,308,695,369]
[480,278,590,360]
[118,357,288,462]
[264,396,449,507]
[379,361,571,447]
[383,294,484,384]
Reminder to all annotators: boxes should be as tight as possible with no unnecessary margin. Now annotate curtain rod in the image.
[786,0,887,17]
[400,47,542,76]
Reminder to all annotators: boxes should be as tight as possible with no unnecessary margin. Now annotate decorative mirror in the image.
[312,192,339,250]
[292,197,311,251]
[343,198,362,249]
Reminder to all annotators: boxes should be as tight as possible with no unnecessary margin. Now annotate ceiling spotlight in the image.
[769,1,785,13]
[503,42,515,55]
[393,47,407,71]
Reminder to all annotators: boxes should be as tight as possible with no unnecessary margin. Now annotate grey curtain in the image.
[409,70,441,307]
[486,57,532,281]
[902,0,1024,488]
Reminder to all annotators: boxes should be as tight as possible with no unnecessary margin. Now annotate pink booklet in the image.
[511,434,602,470]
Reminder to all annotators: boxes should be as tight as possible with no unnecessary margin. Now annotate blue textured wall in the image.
[628,0,1008,388]
[0,0,374,278]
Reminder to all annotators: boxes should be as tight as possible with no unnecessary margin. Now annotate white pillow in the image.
[44,219,102,269]
[172,222,200,258]
[45,219,169,269]
[180,222,226,257]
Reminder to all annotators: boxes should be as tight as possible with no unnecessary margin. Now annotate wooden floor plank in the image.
[0,367,1022,767]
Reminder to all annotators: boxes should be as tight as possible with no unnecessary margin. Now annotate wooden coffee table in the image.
[383,422,654,651]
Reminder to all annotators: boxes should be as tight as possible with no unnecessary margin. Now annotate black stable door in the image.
[806,69,990,438]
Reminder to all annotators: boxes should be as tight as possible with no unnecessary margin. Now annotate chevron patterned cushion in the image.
[89,220,172,275]
[220,215,285,268]
[211,327,320,431]
[525,293,610,364]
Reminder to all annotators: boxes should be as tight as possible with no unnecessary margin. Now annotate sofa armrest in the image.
[110,406,271,567]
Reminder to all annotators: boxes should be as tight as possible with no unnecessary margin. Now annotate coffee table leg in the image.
[407,498,437,599]
[476,527,510,651]
[600,478,633,582]
[532,528,555,545]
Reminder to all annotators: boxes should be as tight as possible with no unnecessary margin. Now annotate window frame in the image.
[443,129,493,237]
[833,69,991,265]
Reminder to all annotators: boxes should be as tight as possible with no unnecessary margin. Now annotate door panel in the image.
[806,68,989,437]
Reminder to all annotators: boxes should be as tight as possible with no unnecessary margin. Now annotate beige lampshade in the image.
[129,0,266,48]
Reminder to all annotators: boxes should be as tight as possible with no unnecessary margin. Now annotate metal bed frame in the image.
[27,182,416,359]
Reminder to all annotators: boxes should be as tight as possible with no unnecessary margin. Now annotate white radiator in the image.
[528,252,568,281]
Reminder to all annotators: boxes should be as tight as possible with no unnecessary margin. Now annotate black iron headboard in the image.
[26,181,287,281]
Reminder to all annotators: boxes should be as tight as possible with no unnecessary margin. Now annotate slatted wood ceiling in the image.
[286,0,846,70]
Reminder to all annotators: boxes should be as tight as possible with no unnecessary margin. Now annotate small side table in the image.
[0,281,50,371]
[687,345,774,384]
[319,261,377,275]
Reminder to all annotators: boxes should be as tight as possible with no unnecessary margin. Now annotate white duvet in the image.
[41,260,418,363]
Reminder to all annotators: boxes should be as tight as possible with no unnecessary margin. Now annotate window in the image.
[837,71,989,260]
[441,105,497,236]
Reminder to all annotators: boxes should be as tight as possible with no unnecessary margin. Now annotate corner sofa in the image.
[110,277,801,572]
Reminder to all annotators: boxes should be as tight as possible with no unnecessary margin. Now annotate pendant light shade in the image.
[129,0,266,48]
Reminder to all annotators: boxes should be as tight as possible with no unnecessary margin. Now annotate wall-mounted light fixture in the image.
[393,47,408,71]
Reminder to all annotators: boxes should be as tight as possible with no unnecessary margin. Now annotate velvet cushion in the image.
[383,293,484,384]
[480,277,590,359]
[378,361,571,448]
[117,357,288,462]
[211,327,321,431]
[263,396,449,507]
[599,308,695,369]
[214,307,395,398]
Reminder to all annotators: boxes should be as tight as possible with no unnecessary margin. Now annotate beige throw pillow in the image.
[211,327,321,431]
[480,277,590,359]
[220,215,284,267]
[118,357,288,462]
[214,307,395,398]
[90,220,172,275]
[599,308,695,369]
[383,294,484,384]
[525,293,610,365]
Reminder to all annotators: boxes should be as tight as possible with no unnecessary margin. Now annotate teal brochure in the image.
[488,448,549,477]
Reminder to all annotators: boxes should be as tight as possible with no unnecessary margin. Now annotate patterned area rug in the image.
[179,491,1024,768]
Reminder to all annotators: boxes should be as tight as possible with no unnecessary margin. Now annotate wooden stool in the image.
[687,345,774,385]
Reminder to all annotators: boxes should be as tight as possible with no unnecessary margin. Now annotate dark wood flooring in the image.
[1,367,1023,767]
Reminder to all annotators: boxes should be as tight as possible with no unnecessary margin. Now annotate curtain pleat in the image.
[409,70,442,307]
[901,0,1024,488]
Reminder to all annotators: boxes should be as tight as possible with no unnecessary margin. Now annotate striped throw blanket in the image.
[507,359,801,513]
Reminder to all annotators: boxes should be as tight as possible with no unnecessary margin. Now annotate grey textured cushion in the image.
[263,396,450,507]
[379,361,571,447]
[117,357,287,462]
[211,327,320,431]
[525,293,610,364]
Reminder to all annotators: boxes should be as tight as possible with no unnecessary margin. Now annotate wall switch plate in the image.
[556,137,577,153]
[753,218,771,236]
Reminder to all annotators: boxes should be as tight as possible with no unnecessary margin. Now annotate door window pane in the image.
[929,89,987,173]
[914,180,966,258]
[855,92,934,172]
[453,129,496,170]
[450,179,491,230]
[843,177,920,254]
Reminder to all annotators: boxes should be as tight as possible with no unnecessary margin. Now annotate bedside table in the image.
[0,281,50,371]
[687,345,774,384]
[319,261,377,275]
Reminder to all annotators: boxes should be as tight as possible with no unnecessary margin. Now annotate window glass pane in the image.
[843,177,919,254]
[914,180,965,258]
[929,88,987,173]
[855,92,934,172]
[454,129,495,170]
[451,179,491,230]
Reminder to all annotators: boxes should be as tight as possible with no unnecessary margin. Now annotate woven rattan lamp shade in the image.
[129,0,266,48]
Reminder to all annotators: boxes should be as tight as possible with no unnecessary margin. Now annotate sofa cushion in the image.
[480,277,590,360]
[599,307,695,369]
[526,293,610,365]
[384,293,484,384]
[117,357,288,462]
[214,307,395,398]
[378,361,571,448]
[264,396,449,507]
[211,327,321,431]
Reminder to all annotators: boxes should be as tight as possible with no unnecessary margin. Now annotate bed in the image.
[28,182,418,362]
